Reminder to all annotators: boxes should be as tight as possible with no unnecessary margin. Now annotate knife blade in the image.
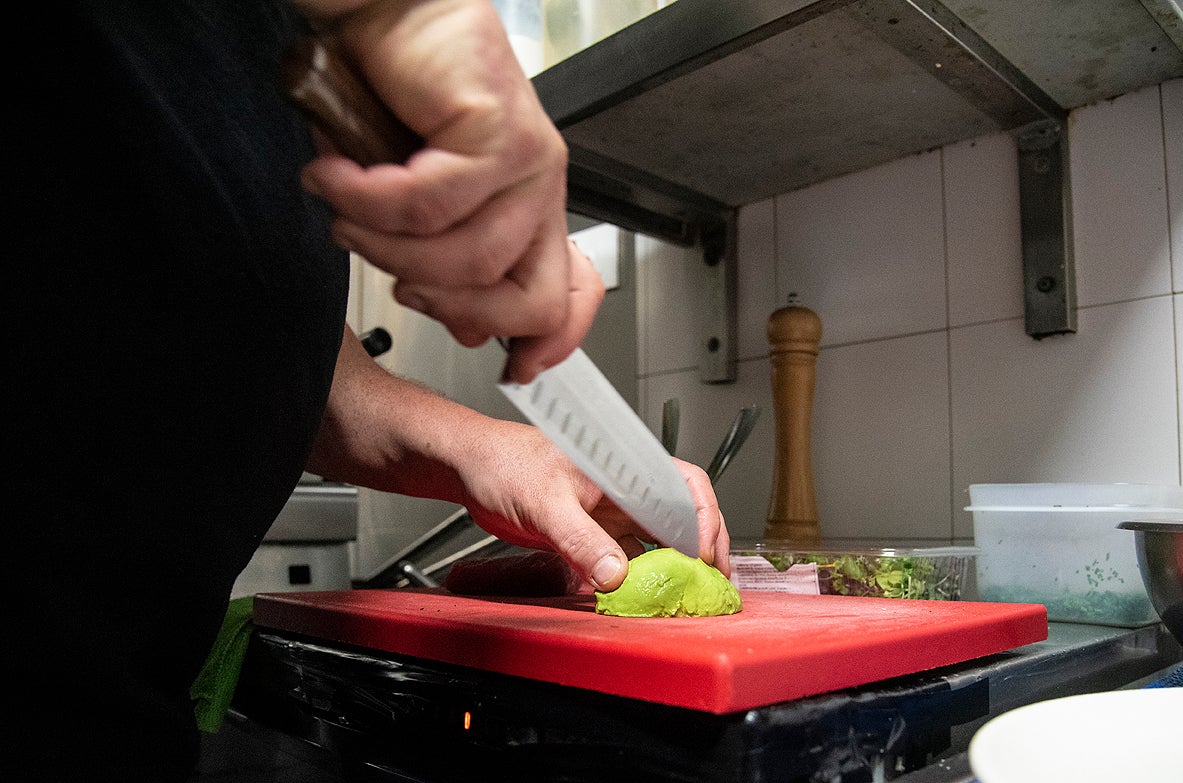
[498,349,698,557]
[284,36,700,556]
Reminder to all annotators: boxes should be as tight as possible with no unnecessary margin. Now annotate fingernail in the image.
[591,554,625,590]
[507,365,544,385]
[501,355,544,386]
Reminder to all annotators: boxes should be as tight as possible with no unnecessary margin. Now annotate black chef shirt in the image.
[5,1,348,779]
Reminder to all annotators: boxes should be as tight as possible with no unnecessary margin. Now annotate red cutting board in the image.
[253,589,1046,714]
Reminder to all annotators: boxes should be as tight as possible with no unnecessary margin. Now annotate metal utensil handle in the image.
[283,35,423,166]
[706,405,760,484]
[661,398,680,456]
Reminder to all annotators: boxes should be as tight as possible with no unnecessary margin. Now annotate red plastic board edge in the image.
[253,589,1048,714]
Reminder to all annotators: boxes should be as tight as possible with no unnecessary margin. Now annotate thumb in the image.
[546,507,629,592]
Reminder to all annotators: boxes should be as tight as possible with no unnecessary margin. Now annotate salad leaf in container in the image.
[730,543,977,600]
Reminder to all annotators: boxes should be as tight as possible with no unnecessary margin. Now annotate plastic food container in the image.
[966,483,1183,627]
[729,543,977,600]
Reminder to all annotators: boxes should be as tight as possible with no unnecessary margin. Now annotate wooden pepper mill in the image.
[764,304,822,546]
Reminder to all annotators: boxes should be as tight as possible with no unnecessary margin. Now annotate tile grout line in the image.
[1159,83,1183,485]
[939,147,957,544]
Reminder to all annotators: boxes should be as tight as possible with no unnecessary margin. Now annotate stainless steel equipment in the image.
[1118,520,1183,645]
[231,477,359,598]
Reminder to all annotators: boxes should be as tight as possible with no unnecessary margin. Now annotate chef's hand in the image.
[457,425,730,591]
[292,0,600,383]
[591,460,732,578]
[307,330,730,592]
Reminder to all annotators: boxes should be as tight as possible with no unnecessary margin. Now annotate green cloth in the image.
[190,595,254,733]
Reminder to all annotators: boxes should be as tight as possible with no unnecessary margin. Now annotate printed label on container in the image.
[730,557,820,594]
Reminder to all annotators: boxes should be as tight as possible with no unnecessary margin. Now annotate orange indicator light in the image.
[463,711,472,731]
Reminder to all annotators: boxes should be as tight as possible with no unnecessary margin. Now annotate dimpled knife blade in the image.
[499,348,699,558]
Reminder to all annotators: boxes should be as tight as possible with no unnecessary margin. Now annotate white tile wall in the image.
[944,132,1023,327]
[636,233,710,375]
[949,298,1179,537]
[774,150,946,346]
[811,331,952,541]
[639,78,1183,547]
[1070,87,1173,306]
[1177,294,1183,460]
[735,198,780,361]
[639,359,774,539]
[1166,79,1183,292]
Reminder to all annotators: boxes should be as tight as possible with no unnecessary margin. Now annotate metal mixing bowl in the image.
[1117,521,1183,644]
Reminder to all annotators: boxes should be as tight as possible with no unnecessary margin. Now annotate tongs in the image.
[662,400,760,485]
[705,405,760,484]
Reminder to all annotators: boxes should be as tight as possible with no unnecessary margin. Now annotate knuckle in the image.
[525,305,566,336]
[509,117,566,172]
[392,187,454,236]
[552,524,602,563]
[466,241,513,287]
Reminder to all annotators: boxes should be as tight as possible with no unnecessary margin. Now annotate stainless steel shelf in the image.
[534,0,1183,370]
[538,0,1179,226]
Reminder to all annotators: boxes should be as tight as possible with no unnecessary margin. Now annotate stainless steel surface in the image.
[499,347,699,557]
[360,507,474,588]
[894,622,1182,782]
[395,560,439,589]
[944,0,1183,109]
[705,406,761,485]
[538,0,1178,212]
[540,0,1056,216]
[894,640,1183,783]
[1119,520,1183,645]
[232,542,353,599]
[263,482,358,542]
[1140,0,1183,51]
[943,622,1179,734]
[661,397,680,455]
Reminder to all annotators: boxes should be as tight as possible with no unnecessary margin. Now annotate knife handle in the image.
[283,35,423,166]
[764,305,822,546]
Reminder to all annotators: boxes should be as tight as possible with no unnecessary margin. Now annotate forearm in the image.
[305,326,490,500]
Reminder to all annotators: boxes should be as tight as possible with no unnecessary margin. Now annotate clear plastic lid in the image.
[732,541,979,557]
[965,482,1183,512]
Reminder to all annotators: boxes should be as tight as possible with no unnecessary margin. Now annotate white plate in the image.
[968,689,1183,783]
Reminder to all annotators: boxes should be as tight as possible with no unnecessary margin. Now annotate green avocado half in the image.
[594,547,742,617]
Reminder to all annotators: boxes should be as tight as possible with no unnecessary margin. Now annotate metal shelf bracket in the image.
[564,145,739,383]
[1016,119,1077,338]
[699,216,738,383]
